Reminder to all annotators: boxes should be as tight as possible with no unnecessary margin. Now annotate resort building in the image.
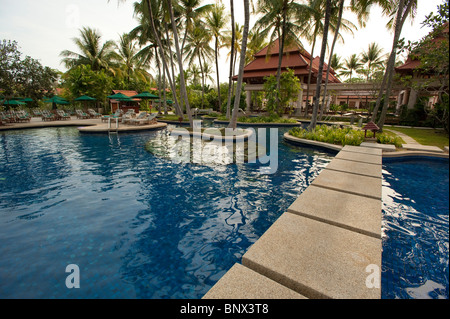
[109,89,141,113]
[235,39,398,113]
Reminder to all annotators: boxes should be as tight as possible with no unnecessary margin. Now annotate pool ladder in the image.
[108,117,119,134]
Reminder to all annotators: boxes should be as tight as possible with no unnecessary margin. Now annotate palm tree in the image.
[300,0,356,117]
[166,0,194,126]
[115,33,150,86]
[330,53,343,73]
[245,28,268,64]
[228,0,250,129]
[340,54,363,81]
[60,26,117,73]
[131,0,183,117]
[178,0,214,53]
[205,1,229,110]
[254,0,309,106]
[309,0,332,130]
[373,0,417,129]
[183,19,214,107]
[360,42,385,81]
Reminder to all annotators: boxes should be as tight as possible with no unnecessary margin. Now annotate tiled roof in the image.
[237,38,340,84]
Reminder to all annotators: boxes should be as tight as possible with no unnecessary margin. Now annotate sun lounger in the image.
[129,113,157,125]
[56,110,70,120]
[76,109,90,119]
[41,110,56,121]
[124,111,147,125]
[87,108,101,118]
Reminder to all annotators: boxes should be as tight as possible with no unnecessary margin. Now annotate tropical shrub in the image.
[289,125,365,146]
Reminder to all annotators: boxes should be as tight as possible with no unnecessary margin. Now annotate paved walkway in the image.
[204,145,383,299]
[385,129,446,153]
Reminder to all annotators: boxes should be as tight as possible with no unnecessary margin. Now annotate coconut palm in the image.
[340,54,363,81]
[166,0,194,126]
[178,0,214,53]
[330,53,343,73]
[183,19,214,107]
[360,42,386,81]
[205,1,229,109]
[309,0,332,130]
[300,0,356,116]
[372,0,417,129]
[228,0,250,129]
[115,33,151,86]
[253,0,309,106]
[60,26,117,73]
[245,28,268,64]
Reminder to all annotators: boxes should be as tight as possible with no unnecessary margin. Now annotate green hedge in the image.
[289,125,402,147]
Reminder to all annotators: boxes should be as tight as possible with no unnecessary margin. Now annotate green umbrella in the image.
[4,99,26,106]
[44,96,69,104]
[44,96,69,109]
[107,92,132,101]
[131,91,158,99]
[22,98,33,102]
[74,95,96,101]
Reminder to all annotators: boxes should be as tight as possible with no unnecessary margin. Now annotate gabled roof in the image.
[235,38,340,84]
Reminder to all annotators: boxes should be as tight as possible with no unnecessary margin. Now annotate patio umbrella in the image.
[74,95,96,102]
[130,91,158,99]
[3,99,26,107]
[44,96,69,109]
[75,95,97,110]
[107,92,132,100]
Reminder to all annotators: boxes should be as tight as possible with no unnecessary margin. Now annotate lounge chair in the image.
[76,109,90,119]
[129,113,157,125]
[32,109,42,117]
[56,110,70,120]
[87,108,101,118]
[41,110,56,121]
[15,110,31,122]
[125,111,147,125]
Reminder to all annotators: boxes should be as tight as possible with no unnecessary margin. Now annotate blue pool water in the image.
[381,158,449,299]
[0,126,333,298]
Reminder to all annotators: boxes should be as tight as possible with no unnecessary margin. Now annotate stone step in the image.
[242,212,381,299]
[203,263,307,299]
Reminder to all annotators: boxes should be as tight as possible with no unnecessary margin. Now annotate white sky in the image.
[0,0,444,84]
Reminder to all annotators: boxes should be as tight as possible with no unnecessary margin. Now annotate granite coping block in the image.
[402,144,444,153]
[335,150,382,165]
[360,142,396,152]
[242,212,382,299]
[325,158,381,178]
[342,145,382,156]
[203,263,307,299]
[311,169,381,200]
[287,185,381,238]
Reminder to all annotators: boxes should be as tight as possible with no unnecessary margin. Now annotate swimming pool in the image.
[382,157,449,299]
[0,126,333,298]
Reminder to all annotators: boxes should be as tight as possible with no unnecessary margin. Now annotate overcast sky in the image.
[0,0,444,83]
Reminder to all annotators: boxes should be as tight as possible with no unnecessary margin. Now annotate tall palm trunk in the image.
[309,0,332,130]
[144,0,182,117]
[166,0,193,126]
[376,0,414,130]
[276,6,287,108]
[304,24,318,117]
[226,0,235,119]
[214,36,221,111]
[320,0,344,120]
[228,0,250,129]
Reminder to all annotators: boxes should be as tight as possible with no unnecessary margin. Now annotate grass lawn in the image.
[386,126,449,149]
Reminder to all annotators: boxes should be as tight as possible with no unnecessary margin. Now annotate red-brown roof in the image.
[111,90,140,102]
[235,38,340,84]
